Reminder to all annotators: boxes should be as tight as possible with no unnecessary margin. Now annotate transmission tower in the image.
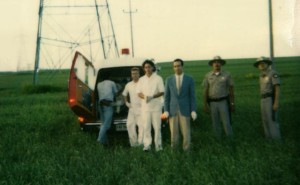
[33,0,119,85]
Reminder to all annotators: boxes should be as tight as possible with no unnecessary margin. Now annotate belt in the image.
[208,96,228,102]
[261,92,273,99]
[99,99,113,106]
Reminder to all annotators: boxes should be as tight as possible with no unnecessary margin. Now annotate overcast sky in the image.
[0,0,299,71]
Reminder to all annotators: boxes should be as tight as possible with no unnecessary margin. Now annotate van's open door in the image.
[68,51,97,123]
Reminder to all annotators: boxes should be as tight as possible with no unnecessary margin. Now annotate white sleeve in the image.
[122,84,129,96]
[136,80,142,94]
[158,76,164,92]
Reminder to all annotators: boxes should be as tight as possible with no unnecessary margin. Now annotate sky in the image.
[0,0,299,72]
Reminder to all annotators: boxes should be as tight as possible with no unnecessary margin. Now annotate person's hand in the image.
[146,96,154,103]
[162,111,169,119]
[138,93,145,99]
[230,103,235,113]
[125,102,131,108]
[273,102,279,111]
[203,104,210,114]
[191,111,197,121]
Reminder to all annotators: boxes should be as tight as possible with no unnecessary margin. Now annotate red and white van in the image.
[68,51,149,131]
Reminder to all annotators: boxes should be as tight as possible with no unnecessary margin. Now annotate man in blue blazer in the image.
[164,58,197,151]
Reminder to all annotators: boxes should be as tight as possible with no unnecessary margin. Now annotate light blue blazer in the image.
[164,74,197,117]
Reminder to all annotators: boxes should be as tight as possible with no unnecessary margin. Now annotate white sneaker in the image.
[155,146,163,152]
[143,146,151,152]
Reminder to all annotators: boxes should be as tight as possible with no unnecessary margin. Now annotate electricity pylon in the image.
[33,0,119,85]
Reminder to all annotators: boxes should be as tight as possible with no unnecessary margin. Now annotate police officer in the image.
[254,57,281,140]
[203,56,234,138]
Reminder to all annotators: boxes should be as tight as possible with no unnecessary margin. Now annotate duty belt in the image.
[208,96,228,102]
[261,92,273,99]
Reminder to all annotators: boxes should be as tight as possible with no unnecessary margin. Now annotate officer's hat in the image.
[209,56,226,66]
[253,56,273,68]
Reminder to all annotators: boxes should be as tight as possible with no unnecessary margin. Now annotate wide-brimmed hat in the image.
[209,56,226,66]
[253,56,272,68]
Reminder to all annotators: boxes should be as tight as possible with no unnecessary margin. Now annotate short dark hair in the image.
[173,58,184,66]
[101,71,110,80]
[131,67,140,72]
[142,59,156,72]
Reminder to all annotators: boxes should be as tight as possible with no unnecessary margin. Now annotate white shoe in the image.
[143,146,151,152]
[155,146,163,152]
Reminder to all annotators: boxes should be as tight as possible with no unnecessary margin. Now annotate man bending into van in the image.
[97,71,118,146]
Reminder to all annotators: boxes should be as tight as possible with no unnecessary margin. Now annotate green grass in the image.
[0,57,299,185]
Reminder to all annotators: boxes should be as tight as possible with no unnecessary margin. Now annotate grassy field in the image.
[0,57,299,185]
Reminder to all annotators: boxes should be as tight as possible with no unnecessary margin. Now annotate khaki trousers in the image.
[169,111,191,151]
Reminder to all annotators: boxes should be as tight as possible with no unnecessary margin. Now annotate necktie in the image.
[177,75,181,94]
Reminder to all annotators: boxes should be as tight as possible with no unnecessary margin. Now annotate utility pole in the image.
[33,0,44,85]
[268,0,275,67]
[123,0,137,57]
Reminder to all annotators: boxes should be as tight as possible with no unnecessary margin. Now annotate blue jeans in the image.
[97,105,114,144]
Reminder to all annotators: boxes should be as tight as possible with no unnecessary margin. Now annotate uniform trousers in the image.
[210,100,233,138]
[261,97,281,139]
[142,110,162,150]
[126,110,143,146]
[169,111,191,151]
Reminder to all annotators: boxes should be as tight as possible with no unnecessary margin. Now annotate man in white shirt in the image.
[97,71,118,145]
[136,60,164,151]
[122,67,143,147]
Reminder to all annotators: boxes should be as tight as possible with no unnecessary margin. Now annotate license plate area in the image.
[115,124,127,131]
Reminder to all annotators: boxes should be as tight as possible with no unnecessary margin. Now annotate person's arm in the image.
[163,78,170,119]
[203,76,209,113]
[229,85,235,112]
[116,84,123,96]
[146,92,164,103]
[273,85,280,111]
[123,95,131,108]
[190,78,197,112]
[203,88,209,113]
[190,78,197,121]
[153,92,164,98]
[154,76,165,98]
[122,85,131,108]
[146,76,164,102]
[136,79,145,99]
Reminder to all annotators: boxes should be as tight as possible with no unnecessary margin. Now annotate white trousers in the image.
[142,110,162,150]
[126,110,143,146]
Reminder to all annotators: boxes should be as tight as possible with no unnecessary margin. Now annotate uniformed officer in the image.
[203,56,234,138]
[254,57,281,140]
